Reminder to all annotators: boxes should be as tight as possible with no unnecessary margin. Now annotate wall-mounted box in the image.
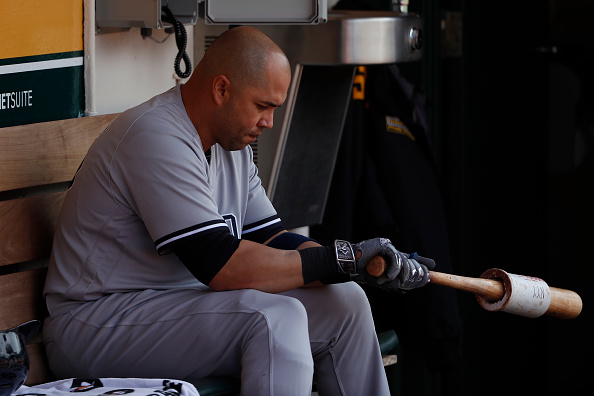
[96,0,198,29]
[204,0,327,25]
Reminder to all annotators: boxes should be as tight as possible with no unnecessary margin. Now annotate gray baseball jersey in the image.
[44,85,283,316]
[42,86,391,396]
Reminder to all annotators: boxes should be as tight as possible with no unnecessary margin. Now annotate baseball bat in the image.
[366,256,582,319]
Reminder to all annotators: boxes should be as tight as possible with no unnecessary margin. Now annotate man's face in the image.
[215,54,291,151]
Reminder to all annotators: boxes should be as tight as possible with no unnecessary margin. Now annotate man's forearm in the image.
[208,239,306,293]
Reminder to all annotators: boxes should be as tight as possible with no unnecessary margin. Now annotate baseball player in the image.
[43,27,432,395]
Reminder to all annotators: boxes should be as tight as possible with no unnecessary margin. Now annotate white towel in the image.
[13,378,200,396]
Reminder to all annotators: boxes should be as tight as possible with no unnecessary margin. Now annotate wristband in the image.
[298,246,351,285]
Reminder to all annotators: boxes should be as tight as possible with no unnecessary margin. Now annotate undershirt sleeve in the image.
[170,227,241,285]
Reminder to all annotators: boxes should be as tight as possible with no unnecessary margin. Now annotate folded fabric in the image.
[13,378,199,396]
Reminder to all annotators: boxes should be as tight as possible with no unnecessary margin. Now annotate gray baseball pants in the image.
[43,282,390,396]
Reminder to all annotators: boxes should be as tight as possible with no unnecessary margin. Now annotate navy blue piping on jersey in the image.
[155,219,230,255]
[241,215,285,244]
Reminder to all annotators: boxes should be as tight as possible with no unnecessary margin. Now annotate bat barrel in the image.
[547,287,583,319]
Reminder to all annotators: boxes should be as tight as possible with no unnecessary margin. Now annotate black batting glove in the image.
[334,239,435,292]
[334,238,398,283]
[382,252,435,291]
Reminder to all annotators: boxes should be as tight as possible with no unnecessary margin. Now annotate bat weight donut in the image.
[476,268,552,318]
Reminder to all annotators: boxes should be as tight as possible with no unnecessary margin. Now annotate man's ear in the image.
[212,75,230,105]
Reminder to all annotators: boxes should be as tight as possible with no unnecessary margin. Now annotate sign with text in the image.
[0,0,84,127]
[0,52,83,127]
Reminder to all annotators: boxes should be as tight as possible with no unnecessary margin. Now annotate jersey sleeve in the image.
[109,112,228,254]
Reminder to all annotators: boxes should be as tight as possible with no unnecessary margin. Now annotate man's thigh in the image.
[44,288,311,379]
[281,282,372,343]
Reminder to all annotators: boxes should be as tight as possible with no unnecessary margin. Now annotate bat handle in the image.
[366,255,435,277]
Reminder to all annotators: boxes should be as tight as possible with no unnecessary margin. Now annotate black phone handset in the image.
[161,5,192,79]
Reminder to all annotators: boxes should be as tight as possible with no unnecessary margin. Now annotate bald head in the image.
[181,27,291,152]
[197,26,289,89]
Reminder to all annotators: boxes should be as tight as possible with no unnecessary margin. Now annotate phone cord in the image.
[161,5,192,79]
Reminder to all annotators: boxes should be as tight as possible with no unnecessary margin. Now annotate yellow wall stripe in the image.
[0,0,83,60]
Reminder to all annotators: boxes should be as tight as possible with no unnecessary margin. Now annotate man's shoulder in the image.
[122,87,186,125]
[106,88,194,143]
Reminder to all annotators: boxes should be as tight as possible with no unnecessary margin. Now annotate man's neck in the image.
[180,83,214,153]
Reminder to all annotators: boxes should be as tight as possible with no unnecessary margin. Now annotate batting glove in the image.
[334,239,434,292]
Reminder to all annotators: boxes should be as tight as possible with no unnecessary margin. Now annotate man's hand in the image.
[378,252,434,291]
[334,238,434,292]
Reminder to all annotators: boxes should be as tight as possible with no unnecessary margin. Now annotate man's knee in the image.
[324,282,373,318]
[252,292,311,348]
[237,290,310,347]
[238,289,310,328]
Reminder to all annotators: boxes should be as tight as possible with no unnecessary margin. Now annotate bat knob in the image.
[366,256,386,277]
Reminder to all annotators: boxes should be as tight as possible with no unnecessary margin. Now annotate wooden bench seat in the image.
[0,114,119,386]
